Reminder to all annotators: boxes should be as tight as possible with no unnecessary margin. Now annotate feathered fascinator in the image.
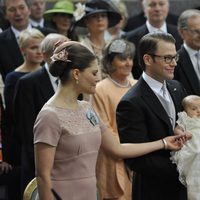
[51,41,80,62]
[108,39,127,54]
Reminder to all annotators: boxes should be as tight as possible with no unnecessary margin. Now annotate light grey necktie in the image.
[159,85,175,128]
[162,84,170,102]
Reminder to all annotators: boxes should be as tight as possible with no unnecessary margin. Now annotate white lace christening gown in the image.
[171,111,200,200]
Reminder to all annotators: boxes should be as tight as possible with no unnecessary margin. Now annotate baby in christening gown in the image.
[171,95,200,200]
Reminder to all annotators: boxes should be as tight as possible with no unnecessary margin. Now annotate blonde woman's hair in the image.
[19,28,45,49]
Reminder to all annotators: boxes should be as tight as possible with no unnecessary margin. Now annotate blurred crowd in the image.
[0,0,200,200]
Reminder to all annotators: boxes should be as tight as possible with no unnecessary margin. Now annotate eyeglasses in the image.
[184,28,200,36]
[149,54,179,64]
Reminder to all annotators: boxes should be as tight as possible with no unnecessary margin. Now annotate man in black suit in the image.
[117,32,187,200]
[0,0,55,81]
[124,0,178,32]
[125,0,182,79]
[0,5,10,31]
[29,0,46,28]
[29,0,53,29]
[174,9,200,95]
[13,33,68,195]
[0,93,21,200]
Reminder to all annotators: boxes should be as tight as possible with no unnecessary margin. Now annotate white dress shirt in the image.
[44,63,58,92]
[11,24,32,40]
[146,20,167,33]
[29,18,44,28]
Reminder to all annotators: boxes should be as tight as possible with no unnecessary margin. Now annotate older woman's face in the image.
[85,12,108,33]
[111,56,133,78]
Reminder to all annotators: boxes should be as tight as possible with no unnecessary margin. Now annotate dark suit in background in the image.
[1,93,21,200]
[124,12,178,32]
[173,9,200,96]
[117,78,187,200]
[13,66,54,194]
[125,24,183,79]
[0,28,23,82]
[174,46,200,95]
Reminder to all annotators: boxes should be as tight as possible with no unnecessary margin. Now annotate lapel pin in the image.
[86,109,99,126]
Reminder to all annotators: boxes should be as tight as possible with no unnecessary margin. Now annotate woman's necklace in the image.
[87,36,105,51]
[88,36,105,54]
[89,40,104,50]
[87,37,105,66]
[108,76,131,88]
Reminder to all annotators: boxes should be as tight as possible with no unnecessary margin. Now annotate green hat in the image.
[44,0,74,20]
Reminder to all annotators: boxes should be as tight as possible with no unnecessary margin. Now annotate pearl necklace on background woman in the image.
[108,75,131,88]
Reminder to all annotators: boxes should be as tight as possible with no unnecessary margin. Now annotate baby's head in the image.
[182,95,200,118]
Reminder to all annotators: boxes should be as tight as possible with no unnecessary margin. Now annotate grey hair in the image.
[178,9,200,29]
[40,33,68,54]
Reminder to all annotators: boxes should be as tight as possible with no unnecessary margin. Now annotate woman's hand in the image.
[0,161,12,175]
[163,133,192,151]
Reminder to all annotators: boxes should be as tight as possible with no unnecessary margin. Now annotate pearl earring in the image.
[76,79,79,85]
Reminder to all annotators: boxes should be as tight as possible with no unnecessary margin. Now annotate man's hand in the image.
[0,161,12,175]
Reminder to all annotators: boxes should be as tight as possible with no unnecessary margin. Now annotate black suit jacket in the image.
[116,78,187,200]
[0,28,23,81]
[124,24,183,79]
[174,45,200,95]
[0,27,56,81]
[124,12,178,32]
[13,67,54,192]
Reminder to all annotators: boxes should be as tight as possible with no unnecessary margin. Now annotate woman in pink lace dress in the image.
[33,41,190,200]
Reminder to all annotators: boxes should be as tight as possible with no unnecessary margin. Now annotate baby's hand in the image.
[183,132,192,140]
[173,132,192,144]
[174,124,185,135]
[174,124,192,142]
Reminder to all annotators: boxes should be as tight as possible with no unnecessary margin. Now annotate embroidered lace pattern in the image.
[47,101,104,136]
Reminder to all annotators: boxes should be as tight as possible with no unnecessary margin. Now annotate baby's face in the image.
[185,100,200,118]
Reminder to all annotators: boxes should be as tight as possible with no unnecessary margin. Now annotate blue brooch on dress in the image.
[86,109,99,126]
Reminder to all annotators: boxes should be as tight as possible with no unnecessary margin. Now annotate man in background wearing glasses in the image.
[117,32,188,200]
[174,9,200,96]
